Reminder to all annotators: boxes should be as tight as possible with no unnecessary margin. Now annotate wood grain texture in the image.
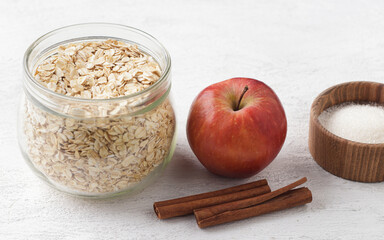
[309,81,384,182]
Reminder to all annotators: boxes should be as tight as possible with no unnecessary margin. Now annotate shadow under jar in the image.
[19,23,176,198]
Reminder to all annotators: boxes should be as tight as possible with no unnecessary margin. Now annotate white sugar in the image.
[318,103,384,144]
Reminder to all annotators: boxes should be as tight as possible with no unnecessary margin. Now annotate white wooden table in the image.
[1,0,383,239]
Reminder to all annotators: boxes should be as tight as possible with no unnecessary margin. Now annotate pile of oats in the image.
[23,40,175,195]
[35,39,161,99]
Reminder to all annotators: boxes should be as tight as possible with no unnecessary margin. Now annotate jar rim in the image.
[23,22,171,103]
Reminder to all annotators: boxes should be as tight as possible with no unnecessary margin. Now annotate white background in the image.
[1,0,384,239]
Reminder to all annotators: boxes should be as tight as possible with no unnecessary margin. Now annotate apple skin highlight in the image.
[187,78,287,178]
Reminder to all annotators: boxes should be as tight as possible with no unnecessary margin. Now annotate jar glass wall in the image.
[19,23,176,198]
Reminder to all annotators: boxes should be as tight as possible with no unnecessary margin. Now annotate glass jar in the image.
[19,23,176,198]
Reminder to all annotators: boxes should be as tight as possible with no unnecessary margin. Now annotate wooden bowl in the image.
[309,81,384,182]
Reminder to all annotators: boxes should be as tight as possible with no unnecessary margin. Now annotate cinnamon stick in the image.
[196,187,312,228]
[154,181,270,219]
[194,177,307,222]
[154,179,267,207]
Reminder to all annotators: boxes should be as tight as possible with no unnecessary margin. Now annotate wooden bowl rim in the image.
[310,81,384,148]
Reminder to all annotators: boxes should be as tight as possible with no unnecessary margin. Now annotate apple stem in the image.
[235,85,249,111]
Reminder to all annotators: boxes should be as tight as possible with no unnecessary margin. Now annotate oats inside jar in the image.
[23,39,175,194]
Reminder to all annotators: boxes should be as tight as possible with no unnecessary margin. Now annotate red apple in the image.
[186,78,287,178]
